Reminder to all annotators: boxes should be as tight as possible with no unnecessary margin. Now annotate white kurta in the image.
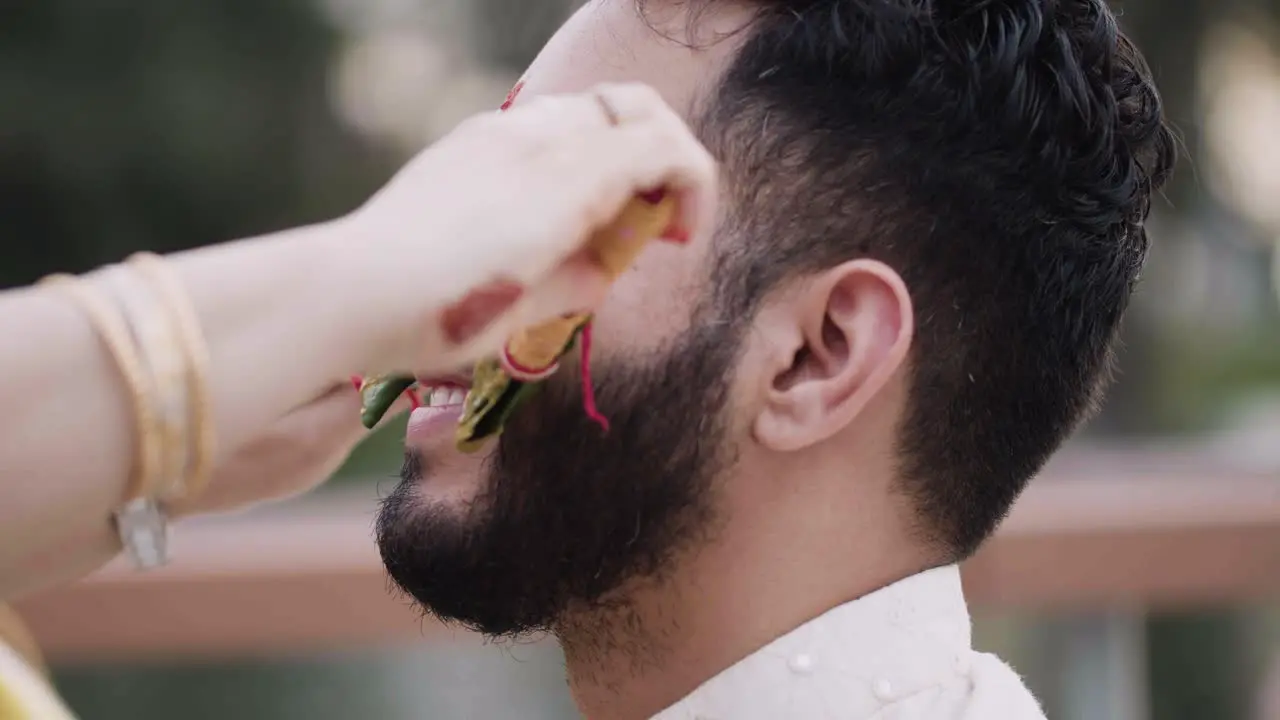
[652,565,1047,719]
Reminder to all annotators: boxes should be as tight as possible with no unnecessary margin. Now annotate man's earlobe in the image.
[752,260,913,452]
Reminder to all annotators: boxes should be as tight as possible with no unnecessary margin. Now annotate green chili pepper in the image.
[359,374,416,429]
[454,327,583,452]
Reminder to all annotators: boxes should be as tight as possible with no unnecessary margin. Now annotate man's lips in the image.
[406,374,472,443]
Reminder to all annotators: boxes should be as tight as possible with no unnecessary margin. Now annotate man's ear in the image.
[751,259,913,452]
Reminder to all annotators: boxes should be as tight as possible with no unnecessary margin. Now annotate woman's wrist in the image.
[303,209,468,375]
[304,212,422,374]
[0,215,432,595]
[170,221,378,400]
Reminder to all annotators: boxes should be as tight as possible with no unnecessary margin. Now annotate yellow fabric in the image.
[0,608,76,720]
[0,608,44,677]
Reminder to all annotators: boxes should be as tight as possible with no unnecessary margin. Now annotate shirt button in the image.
[787,653,815,675]
[873,678,894,702]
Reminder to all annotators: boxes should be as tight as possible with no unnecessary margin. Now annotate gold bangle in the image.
[101,265,189,502]
[126,253,215,502]
[38,274,161,504]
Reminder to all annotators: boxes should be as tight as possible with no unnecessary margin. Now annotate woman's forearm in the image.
[0,80,718,600]
[0,219,411,597]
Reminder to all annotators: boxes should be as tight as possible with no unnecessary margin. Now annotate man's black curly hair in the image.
[660,0,1176,559]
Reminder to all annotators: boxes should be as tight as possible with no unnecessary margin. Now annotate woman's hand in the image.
[176,83,717,517]
[340,82,718,375]
[0,82,715,598]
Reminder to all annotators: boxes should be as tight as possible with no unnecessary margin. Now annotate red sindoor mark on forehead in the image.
[499,81,526,112]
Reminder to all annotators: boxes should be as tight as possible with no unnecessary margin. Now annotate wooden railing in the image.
[12,444,1280,665]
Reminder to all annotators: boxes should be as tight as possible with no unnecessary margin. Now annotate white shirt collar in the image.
[652,564,978,719]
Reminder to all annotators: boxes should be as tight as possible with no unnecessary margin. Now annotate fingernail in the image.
[639,188,666,204]
[350,375,363,391]
[660,222,690,244]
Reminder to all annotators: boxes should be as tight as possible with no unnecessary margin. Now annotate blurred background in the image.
[3,0,1280,718]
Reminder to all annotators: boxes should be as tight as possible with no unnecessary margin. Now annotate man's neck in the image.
[556,494,927,720]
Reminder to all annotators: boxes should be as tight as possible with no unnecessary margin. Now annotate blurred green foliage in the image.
[0,0,394,289]
[1153,333,1280,433]
[1148,612,1255,720]
[336,415,406,479]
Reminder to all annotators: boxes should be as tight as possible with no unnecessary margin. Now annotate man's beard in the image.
[375,314,744,639]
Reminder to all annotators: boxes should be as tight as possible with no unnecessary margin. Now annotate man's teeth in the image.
[425,386,468,408]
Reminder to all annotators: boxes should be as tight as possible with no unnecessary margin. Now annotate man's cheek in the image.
[592,277,697,356]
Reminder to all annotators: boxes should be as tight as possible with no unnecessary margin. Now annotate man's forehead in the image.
[514,0,752,119]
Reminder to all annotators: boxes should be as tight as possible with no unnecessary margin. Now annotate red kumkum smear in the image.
[440,278,526,346]
[499,81,525,112]
[640,187,690,244]
[638,188,666,204]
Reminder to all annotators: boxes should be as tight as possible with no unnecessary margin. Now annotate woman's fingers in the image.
[451,85,713,362]
[491,81,718,257]
[354,81,716,373]
[520,250,612,328]
[580,83,718,247]
[564,117,717,247]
